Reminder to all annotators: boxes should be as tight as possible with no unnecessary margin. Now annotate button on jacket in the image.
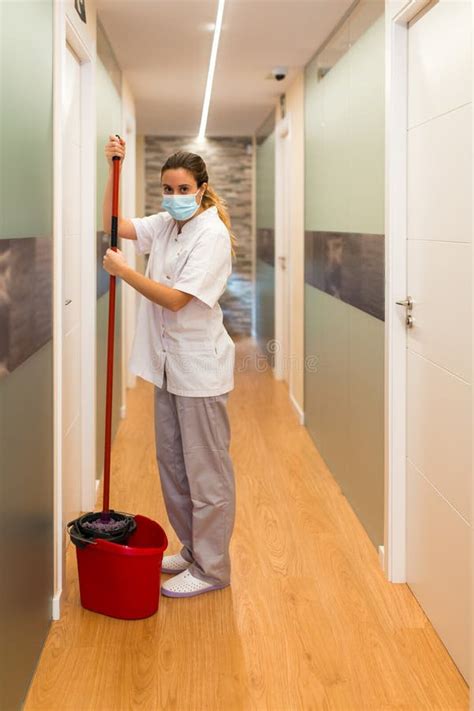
[128,206,235,396]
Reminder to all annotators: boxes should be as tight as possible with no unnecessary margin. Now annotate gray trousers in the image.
[153,368,236,585]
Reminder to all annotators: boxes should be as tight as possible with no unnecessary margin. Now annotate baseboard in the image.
[378,545,385,570]
[290,392,305,425]
[120,404,126,419]
[52,589,62,621]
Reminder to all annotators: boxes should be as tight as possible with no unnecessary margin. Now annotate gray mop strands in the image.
[82,517,130,534]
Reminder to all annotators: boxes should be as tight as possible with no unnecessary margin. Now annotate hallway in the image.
[24,338,468,711]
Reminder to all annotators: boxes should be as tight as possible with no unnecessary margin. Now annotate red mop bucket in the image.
[73,515,168,619]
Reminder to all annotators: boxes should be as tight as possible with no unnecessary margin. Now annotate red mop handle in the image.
[102,135,122,515]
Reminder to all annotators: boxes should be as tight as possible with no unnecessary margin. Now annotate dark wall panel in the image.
[304,230,384,321]
[0,238,52,377]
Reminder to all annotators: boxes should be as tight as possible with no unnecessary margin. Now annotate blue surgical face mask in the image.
[161,191,202,221]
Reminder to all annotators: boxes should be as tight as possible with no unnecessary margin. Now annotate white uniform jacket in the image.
[128,205,235,396]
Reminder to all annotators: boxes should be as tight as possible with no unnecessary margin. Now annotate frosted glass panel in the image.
[256,130,275,230]
[0,3,54,710]
[305,6,384,233]
[0,1,53,238]
[303,2,385,549]
[255,115,275,362]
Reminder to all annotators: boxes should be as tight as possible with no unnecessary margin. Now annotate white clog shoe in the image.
[161,552,191,574]
[161,569,229,598]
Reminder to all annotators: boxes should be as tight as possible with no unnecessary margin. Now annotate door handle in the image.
[396,296,413,311]
[65,299,72,306]
[396,296,413,328]
[278,255,287,270]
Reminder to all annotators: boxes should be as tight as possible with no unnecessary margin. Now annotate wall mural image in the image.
[0,237,52,378]
[305,231,385,321]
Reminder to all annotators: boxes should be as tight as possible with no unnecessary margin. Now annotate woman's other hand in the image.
[103,247,128,277]
[105,134,125,168]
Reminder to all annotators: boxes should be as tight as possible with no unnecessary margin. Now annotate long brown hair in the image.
[161,151,237,258]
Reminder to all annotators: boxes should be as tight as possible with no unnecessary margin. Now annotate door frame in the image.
[384,0,434,586]
[52,2,97,620]
[274,114,291,384]
[121,98,137,402]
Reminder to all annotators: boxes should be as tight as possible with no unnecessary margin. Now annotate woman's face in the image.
[162,168,206,197]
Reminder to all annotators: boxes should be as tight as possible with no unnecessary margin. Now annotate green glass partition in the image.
[255,112,276,365]
[304,7,385,548]
[0,2,54,709]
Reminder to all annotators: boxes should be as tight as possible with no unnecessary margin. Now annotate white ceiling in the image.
[96,0,355,137]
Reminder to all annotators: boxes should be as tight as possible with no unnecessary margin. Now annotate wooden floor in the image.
[25,338,469,711]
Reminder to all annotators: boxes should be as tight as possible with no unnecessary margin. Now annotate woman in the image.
[102,135,237,598]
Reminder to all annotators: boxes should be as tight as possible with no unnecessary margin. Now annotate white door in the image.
[62,43,82,535]
[404,0,471,681]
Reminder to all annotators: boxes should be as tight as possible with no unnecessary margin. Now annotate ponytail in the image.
[201,185,237,259]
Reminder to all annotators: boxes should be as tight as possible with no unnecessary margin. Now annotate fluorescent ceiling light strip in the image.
[198,0,226,140]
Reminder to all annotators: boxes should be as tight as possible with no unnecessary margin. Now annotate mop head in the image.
[82,517,130,534]
[68,510,137,548]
